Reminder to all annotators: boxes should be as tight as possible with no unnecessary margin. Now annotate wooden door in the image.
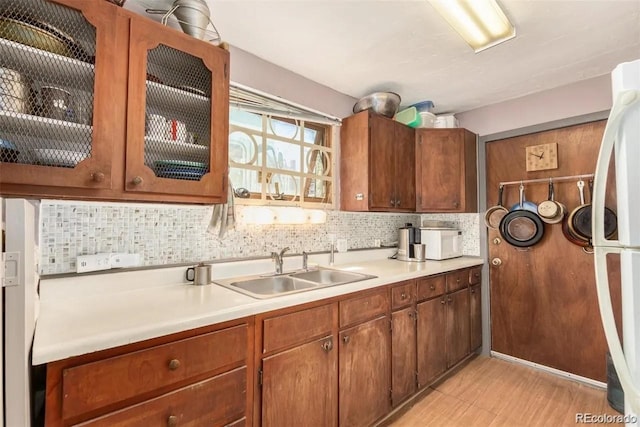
[470,284,482,351]
[262,336,337,427]
[416,297,446,388]
[339,316,390,427]
[125,15,229,201]
[446,288,470,367]
[486,120,622,382]
[0,0,118,191]
[394,123,416,211]
[416,129,477,212]
[391,307,416,407]
[368,115,396,210]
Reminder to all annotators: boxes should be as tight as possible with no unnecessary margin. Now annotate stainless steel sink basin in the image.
[289,269,376,286]
[213,267,377,299]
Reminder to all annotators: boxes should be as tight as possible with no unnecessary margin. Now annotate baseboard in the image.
[490,351,607,389]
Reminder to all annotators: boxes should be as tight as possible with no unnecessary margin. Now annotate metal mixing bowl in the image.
[352,92,401,118]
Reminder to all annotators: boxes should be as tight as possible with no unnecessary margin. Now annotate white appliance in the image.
[420,227,463,260]
[593,58,640,425]
[1,199,38,427]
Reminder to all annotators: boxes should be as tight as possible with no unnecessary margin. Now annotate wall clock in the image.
[526,142,558,171]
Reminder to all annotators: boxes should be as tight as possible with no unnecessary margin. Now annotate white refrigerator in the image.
[593,58,640,425]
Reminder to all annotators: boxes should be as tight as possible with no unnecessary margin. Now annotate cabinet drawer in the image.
[446,270,469,292]
[469,266,482,285]
[62,324,247,421]
[263,304,334,354]
[417,275,446,301]
[77,367,246,426]
[391,281,415,310]
[340,289,389,328]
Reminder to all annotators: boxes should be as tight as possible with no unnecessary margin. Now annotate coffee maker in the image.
[397,223,426,262]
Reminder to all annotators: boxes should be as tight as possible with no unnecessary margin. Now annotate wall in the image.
[229,46,356,119]
[457,74,612,136]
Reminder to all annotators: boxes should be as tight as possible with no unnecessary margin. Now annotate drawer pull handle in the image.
[429,284,435,290]
[456,278,460,283]
[168,359,181,371]
[167,415,178,427]
[342,335,350,344]
[440,299,446,305]
[401,292,407,299]
[321,339,334,351]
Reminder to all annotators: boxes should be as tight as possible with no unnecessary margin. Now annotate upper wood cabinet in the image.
[0,0,230,204]
[340,111,415,212]
[416,128,477,212]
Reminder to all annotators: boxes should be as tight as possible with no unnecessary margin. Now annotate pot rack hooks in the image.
[499,173,594,187]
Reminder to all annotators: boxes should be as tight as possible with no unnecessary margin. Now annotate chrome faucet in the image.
[271,247,290,274]
[329,243,335,266]
[302,251,309,270]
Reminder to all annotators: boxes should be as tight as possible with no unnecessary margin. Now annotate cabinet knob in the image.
[401,292,407,299]
[91,171,105,183]
[168,359,181,371]
[321,339,334,352]
[456,278,460,283]
[167,415,178,427]
[342,335,350,344]
[132,176,143,185]
[390,200,395,207]
[408,311,416,319]
[396,199,401,206]
[447,296,452,303]
[453,201,459,208]
[429,284,435,290]
[471,289,476,294]
[440,298,446,305]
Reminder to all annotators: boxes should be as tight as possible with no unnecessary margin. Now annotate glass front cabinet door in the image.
[125,15,229,202]
[0,0,117,189]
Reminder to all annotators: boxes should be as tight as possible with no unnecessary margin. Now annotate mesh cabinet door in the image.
[125,16,229,202]
[0,0,117,189]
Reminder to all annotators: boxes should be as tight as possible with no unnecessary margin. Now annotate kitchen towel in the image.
[206,176,236,238]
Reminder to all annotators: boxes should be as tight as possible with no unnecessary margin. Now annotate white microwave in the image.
[420,227,463,260]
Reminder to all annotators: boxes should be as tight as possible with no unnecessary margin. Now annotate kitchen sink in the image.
[213,267,377,299]
[289,269,376,286]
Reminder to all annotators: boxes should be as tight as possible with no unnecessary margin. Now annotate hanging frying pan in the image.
[537,179,565,224]
[571,179,617,239]
[499,183,545,247]
[563,179,592,251]
[484,184,509,229]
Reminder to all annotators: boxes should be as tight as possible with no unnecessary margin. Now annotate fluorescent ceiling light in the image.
[428,0,515,52]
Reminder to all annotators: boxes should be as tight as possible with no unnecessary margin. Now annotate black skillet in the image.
[499,183,545,248]
[571,179,617,240]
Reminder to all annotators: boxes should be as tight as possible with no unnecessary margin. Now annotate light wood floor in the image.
[391,356,623,427]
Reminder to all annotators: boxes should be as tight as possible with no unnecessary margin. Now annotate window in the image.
[228,85,336,207]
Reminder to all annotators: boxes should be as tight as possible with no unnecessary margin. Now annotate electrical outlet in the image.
[374,239,381,247]
[336,239,348,252]
[77,253,112,273]
[110,253,141,268]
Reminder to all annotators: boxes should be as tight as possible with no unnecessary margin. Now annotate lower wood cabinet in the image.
[391,306,417,406]
[45,321,252,427]
[470,283,482,351]
[417,296,447,387]
[445,288,471,368]
[339,315,391,427]
[261,335,337,427]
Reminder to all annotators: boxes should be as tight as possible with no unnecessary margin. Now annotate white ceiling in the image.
[129,0,640,114]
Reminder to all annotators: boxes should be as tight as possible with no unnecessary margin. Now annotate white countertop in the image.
[32,250,483,365]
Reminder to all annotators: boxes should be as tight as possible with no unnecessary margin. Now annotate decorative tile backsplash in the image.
[39,200,481,275]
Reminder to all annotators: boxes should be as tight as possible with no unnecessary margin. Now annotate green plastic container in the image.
[394,107,421,128]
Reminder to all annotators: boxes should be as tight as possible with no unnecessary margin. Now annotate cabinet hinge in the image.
[258,369,263,387]
[2,252,20,288]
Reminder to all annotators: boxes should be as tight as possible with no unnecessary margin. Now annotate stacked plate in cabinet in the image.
[153,160,207,180]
